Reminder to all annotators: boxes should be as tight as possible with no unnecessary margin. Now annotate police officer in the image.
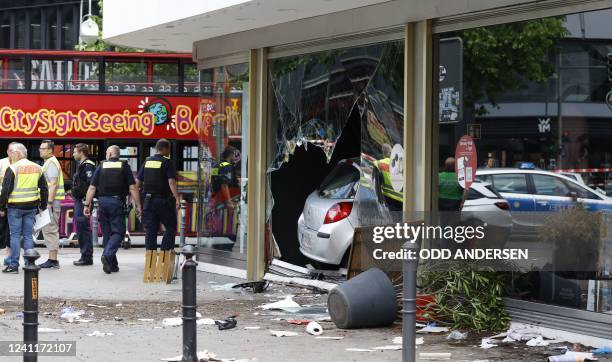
[83,145,141,274]
[210,145,241,251]
[71,143,96,266]
[0,142,16,265]
[136,139,180,281]
[373,143,403,211]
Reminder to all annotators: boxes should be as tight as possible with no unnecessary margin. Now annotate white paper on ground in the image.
[269,330,299,337]
[315,336,343,340]
[244,326,261,330]
[346,348,375,352]
[417,326,450,334]
[39,328,63,333]
[196,318,215,325]
[392,337,424,345]
[259,296,301,312]
[33,209,51,231]
[162,317,183,327]
[480,338,498,349]
[87,331,113,337]
[372,345,402,351]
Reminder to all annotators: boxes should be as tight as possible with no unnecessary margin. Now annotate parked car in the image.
[297,159,513,267]
[476,167,612,238]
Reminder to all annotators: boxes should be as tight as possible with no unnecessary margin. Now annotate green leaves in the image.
[460,17,568,114]
[419,266,511,332]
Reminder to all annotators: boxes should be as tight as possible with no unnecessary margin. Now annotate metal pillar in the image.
[402,241,420,362]
[181,245,197,362]
[179,200,186,248]
[23,249,41,362]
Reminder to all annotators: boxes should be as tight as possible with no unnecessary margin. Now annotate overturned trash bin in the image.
[328,268,397,329]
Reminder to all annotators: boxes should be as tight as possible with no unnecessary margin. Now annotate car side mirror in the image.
[568,191,578,202]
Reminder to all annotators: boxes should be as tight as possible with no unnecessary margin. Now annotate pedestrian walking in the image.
[136,139,180,282]
[71,143,96,266]
[83,145,141,274]
[38,140,66,269]
[0,143,48,274]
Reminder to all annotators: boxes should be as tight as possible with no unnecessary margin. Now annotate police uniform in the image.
[72,158,96,264]
[373,158,403,211]
[137,154,177,251]
[90,158,135,273]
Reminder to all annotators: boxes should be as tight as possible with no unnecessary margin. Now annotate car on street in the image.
[476,167,612,238]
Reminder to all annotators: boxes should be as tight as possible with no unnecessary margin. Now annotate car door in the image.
[530,174,573,226]
[484,173,536,236]
[565,179,612,212]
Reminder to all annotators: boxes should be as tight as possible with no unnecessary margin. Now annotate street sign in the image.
[455,135,477,189]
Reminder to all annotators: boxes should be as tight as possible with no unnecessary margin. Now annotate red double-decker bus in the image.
[0,49,203,243]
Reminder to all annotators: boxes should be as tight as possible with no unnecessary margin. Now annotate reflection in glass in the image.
[436,9,612,314]
[197,63,249,255]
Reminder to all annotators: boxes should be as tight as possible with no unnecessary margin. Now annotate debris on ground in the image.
[87,303,108,309]
[264,273,338,292]
[244,326,261,330]
[446,331,468,340]
[480,338,498,349]
[269,330,299,337]
[196,318,215,326]
[215,316,237,330]
[372,345,402,351]
[346,348,375,352]
[258,296,301,312]
[417,325,450,334]
[287,319,310,325]
[593,347,612,355]
[162,317,183,327]
[114,317,124,322]
[210,283,237,291]
[526,335,553,347]
[505,326,542,342]
[315,336,343,340]
[60,308,86,323]
[392,336,424,345]
[160,350,221,361]
[38,328,63,333]
[419,352,452,360]
[547,351,596,362]
[138,318,154,322]
[87,331,114,337]
[305,321,323,336]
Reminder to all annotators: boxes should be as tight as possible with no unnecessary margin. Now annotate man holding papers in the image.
[0,143,48,274]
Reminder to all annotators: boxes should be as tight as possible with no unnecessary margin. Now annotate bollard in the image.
[402,241,420,362]
[179,200,187,248]
[23,249,41,362]
[181,245,198,362]
[91,198,100,247]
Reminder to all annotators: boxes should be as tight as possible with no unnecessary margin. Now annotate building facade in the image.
[104,0,612,339]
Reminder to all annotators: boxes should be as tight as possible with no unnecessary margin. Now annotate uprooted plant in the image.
[418,261,511,332]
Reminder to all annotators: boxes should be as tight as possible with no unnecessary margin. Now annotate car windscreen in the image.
[318,163,360,199]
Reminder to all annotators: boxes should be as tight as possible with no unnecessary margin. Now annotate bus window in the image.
[2,58,25,90]
[75,59,100,91]
[105,60,147,93]
[152,62,178,93]
[182,145,198,171]
[184,63,200,93]
[119,146,139,172]
[31,59,72,90]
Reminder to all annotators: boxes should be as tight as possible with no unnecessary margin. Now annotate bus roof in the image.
[0,49,194,60]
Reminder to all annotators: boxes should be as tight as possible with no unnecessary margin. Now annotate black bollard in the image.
[23,249,41,362]
[402,241,419,362]
[181,245,198,362]
[179,200,186,248]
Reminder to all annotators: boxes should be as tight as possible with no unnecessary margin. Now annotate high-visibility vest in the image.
[374,158,403,203]
[8,158,42,204]
[0,157,10,193]
[42,156,65,200]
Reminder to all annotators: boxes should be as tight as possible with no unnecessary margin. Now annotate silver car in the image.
[298,160,513,266]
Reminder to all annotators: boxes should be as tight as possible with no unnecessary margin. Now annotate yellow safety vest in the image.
[0,157,10,193]
[42,156,65,200]
[374,158,403,203]
[8,159,42,204]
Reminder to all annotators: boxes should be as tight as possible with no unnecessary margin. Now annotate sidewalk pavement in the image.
[0,247,609,361]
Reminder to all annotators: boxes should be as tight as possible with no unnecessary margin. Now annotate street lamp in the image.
[79,0,99,45]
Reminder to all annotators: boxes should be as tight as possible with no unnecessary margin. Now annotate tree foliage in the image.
[460,17,568,114]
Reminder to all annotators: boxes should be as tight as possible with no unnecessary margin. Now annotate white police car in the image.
[476,164,612,237]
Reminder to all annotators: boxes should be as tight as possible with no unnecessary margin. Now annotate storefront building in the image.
[104,0,612,339]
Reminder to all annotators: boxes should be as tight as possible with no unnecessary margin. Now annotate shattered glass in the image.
[268,41,405,227]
